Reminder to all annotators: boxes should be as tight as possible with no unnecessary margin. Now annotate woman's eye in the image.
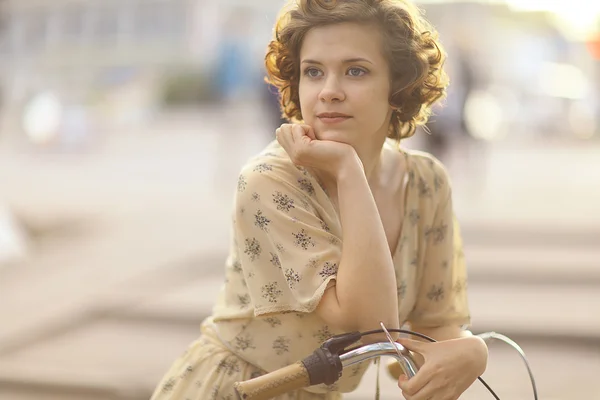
[348,67,366,77]
[304,68,322,78]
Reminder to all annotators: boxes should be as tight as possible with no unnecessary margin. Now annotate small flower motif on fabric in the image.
[237,175,247,192]
[284,268,301,289]
[454,279,467,293]
[269,252,281,268]
[238,294,250,308]
[272,336,291,355]
[427,284,445,302]
[275,242,286,254]
[254,210,271,232]
[261,281,283,303]
[210,385,219,400]
[397,281,407,299]
[253,163,273,173]
[433,173,443,192]
[411,256,418,267]
[314,326,333,343]
[264,317,282,327]
[306,257,319,269]
[292,229,316,250]
[320,220,331,233]
[298,178,315,196]
[327,235,340,245]
[398,236,408,250]
[217,357,241,376]
[408,209,420,225]
[233,334,256,351]
[418,177,432,197]
[319,262,338,278]
[296,165,309,176]
[231,260,242,273]
[273,191,295,212]
[161,377,176,393]
[250,370,263,379]
[244,238,261,261]
[299,197,311,211]
[251,192,260,202]
[426,223,448,245]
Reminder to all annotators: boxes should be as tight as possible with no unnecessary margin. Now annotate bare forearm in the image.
[409,325,488,373]
[334,161,399,332]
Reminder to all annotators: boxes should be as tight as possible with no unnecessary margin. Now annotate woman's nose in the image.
[319,76,346,103]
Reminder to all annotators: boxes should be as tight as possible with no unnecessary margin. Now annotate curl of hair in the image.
[264,0,449,140]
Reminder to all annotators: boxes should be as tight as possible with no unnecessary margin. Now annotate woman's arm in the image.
[315,158,400,336]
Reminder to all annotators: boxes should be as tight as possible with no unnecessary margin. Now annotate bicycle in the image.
[233,326,538,400]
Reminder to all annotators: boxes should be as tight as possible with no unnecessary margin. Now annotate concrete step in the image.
[465,245,600,284]
[0,318,197,400]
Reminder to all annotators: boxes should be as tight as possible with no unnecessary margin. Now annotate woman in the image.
[151,1,488,399]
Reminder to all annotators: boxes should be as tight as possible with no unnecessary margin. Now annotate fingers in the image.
[292,124,309,144]
[396,338,428,355]
[299,124,317,140]
[397,365,430,397]
[276,123,314,165]
[401,379,438,400]
[400,376,439,400]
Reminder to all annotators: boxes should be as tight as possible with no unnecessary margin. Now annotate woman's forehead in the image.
[300,23,385,62]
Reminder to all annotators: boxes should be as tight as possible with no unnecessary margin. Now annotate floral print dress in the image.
[150,140,471,400]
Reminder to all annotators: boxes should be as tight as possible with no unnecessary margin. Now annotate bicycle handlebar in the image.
[233,341,418,400]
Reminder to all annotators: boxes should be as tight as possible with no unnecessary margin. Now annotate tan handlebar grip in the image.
[234,362,311,400]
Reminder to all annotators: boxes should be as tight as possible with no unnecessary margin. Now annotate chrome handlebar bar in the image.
[340,340,419,377]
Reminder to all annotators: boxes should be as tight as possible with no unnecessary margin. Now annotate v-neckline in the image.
[390,147,411,260]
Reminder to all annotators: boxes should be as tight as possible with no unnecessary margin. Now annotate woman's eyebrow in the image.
[301,57,374,65]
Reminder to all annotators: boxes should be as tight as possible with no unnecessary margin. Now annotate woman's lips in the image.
[318,116,352,124]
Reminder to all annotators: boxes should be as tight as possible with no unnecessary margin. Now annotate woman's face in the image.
[298,22,394,148]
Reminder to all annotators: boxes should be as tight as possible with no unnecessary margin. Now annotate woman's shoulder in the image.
[237,140,318,194]
[402,147,453,198]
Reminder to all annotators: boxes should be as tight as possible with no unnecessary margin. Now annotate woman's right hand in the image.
[275,123,362,180]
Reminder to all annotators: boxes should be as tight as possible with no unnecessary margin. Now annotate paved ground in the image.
[0,105,599,399]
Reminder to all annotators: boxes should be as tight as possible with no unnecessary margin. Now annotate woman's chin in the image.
[315,129,350,143]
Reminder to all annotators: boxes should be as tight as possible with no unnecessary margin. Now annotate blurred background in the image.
[0,0,599,399]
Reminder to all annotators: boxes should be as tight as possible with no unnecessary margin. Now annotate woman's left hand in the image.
[396,336,488,400]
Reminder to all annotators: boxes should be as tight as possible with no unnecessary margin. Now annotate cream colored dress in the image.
[150,140,470,400]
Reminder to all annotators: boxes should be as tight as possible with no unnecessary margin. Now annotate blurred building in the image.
[0,0,276,138]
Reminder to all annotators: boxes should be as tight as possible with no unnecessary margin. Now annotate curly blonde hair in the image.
[265,0,449,140]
